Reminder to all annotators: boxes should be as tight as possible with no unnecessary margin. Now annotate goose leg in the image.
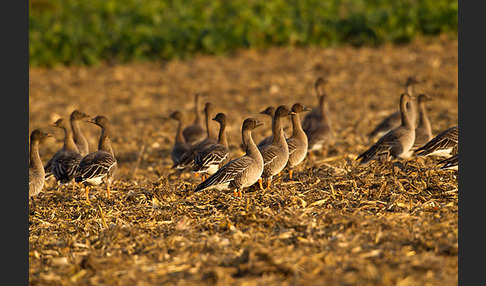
[258,178,264,190]
[106,185,111,199]
[289,169,293,179]
[265,177,272,190]
[85,186,91,204]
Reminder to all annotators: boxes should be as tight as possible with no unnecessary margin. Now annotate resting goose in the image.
[75,115,117,204]
[258,105,294,189]
[195,118,264,197]
[192,112,230,177]
[29,129,52,198]
[356,93,415,164]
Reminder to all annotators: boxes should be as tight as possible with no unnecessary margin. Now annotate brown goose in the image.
[368,77,420,138]
[305,92,334,155]
[257,106,288,148]
[286,103,311,179]
[176,102,218,170]
[182,93,206,144]
[75,115,117,204]
[356,93,415,164]
[168,111,191,169]
[258,105,294,189]
[415,125,458,157]
[195,118,264,197]
[48,117,83,184]
[192,112,230,177]
[302,77,331,133]
[29,129,53,198]
[410,94,433,152]
[70,110,91,156]
[437,153,458,170]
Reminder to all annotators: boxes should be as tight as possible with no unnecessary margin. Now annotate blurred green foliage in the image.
[29,0,458,67]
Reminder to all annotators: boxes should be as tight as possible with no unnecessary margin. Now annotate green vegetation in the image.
[29,0,457,67]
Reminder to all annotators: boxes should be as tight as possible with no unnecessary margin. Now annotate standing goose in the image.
[182,93,206,145]
[258,105,294,190]
[195,118,264,197]
[168,111,192,169]
[192,112,230,177]
[368,77,420,138]
[70,110,91,156]
[48,117,83,184]
[286,103,311,179]
[302,77,330,133]
[437,153,458,170]
[411,94,433,152]
[414,125,458,157]
[305,92,334,156]
[176,102,218,170]
[257,106,288,148]
[75,115,117,204]
[29,129,53,198]
[356,93,416,164]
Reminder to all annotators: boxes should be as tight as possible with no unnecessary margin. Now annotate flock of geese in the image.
[29,77,458,204]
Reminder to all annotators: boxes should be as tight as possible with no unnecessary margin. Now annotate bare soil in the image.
[29,35,458,285]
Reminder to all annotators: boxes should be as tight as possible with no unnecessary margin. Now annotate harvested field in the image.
[29,35,458,285]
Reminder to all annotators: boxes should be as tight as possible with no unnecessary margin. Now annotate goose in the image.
[182,93,206,144]
[70,110,91,156]
[75,115,117,204]
[305,92,334,156]
[192,112,230,177]
[29,129,53,198]
[414,125,458,157]
[286,103,311,179]
[437,153,458,170]
[258,105,294,189]
[48,117,83,184]
[176,102,218,171]
[257,106,288,148]
[368,77,420,138]
[195,118,264,197]
[356,93,415,164]
[302,77,331,133]
[168,111,192,169]
[411,94,433,152]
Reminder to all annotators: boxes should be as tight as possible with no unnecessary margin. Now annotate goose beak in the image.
[86,117,96,124]
[256,120,264,127]
[289,111,297,116]
[303,106,312,112]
